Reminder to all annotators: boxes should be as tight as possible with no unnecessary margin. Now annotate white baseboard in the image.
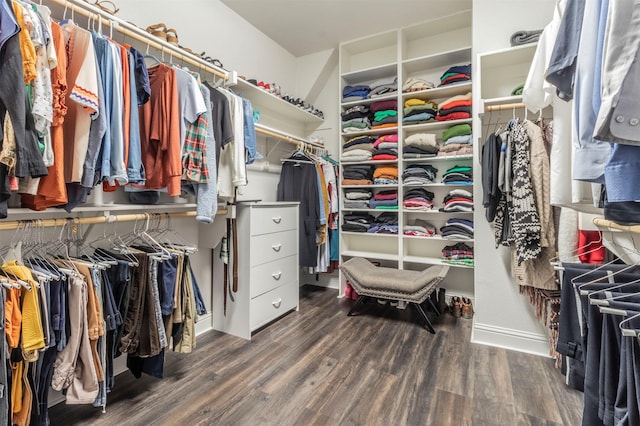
[471,322,552,358]
[195,312,214,336]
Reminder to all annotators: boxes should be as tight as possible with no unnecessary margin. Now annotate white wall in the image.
[471,0,557,356]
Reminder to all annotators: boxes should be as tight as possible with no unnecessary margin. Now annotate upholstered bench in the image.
[339,257,450,333]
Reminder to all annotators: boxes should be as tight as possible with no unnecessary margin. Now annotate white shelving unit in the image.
[339,10,474,299]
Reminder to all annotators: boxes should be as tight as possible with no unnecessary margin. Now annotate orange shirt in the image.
[22,21,69,210]
[137,63,181,195]
[11,1,36,84]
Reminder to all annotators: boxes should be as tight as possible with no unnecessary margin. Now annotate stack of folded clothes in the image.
[342,212,374,233]
[439,64,471,87]
[368,77,398,98]
[342,104,372,133]
[372,134,398,161]
[403,98,438,125]
[368,212,399,234]
[370,100,398,130]
[342,149,372,162]
[436,92,472,121]
[403,188,435,211]
[402,77,435,92]
[440,218,474,240]
[373,165,398,185]
[404,133,439,158]
[440,189,474,212]
[403,219,437,237]
[343,164,373,185]
[402,164,438,185]
[441,242,474,267]
[343,189,372,209]
[438,124,472,157]
[442,165,472,185]
[372,147,398,161]
[343,135,377,162]
[343,85,370,102]
[370,189,398,210]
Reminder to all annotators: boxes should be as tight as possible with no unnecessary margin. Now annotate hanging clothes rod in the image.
[254,123,325,149]
[0,210,227,231]
[46,0,229,80]
[484,102,527,112]
[593,217,640,234]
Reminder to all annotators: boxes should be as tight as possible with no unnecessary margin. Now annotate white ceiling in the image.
[221,0,472,57]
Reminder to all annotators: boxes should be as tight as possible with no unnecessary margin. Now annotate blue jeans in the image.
[241,98,262,164]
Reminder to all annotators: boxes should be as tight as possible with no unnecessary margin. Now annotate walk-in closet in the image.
[0,0,637,424]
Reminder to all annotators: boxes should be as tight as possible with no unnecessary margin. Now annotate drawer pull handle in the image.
[272,298,282,308]
[272,272,282,280]
[272,244,282,252]
[272,217,282,224]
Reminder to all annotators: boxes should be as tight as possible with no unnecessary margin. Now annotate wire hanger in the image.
[619,311,640,337]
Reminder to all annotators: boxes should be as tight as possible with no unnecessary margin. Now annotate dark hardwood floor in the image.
[49,286,583,425]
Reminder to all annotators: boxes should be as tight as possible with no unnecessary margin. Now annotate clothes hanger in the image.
[549,228,605,267]
[619,311,640,337]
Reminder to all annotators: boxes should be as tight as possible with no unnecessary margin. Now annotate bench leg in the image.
[347,295,368,316]
[426,296,441,317]
[411,303,436,334]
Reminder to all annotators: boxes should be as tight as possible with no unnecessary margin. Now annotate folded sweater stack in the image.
[370,189,398,210]
[368,212,398,234]
[436,92,472,122]
[373,165,398,185]
[369,77,398,98]
[344,189,372,209]
[441,242,474,267]
[343,135,376,162]
[403,98,438,124]
[440,189,473,213]
[343,85,370,102]
[404,218,437,237]
[342,105,372,133]
[403,132,439,158]
[442,165,472,185]
[439,64,471,87]
[440,218,474,240]
[438,124,472,157]
[342,212,374,233]
[370,100,398,129]
[372,134,398,161]
[343,164,373,185]
[403,188,435,211]
[402,164,438,185]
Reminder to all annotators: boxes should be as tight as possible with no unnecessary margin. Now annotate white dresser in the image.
[213,202,300,339]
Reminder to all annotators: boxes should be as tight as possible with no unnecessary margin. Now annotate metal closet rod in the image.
[47,0,228,80]
[254,124,325,150]
[0,210,227,231]
[593,217,640,234]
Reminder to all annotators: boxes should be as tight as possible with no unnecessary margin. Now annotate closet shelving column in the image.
[338,10,474,299]
[339,30,401,291]
[399,10,474,299]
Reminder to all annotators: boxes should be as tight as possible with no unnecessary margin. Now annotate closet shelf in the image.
[402,155,473,163]
[341,184,398,189]
[342,127,399,138]
[401,81,472,102]
[402,46,472,74]
[342,160,399,165]
[235,79,324,125]
[6,203,203,217]
[342,208,399,213]
[341,232,398,238]
[402,183,473,188]
[403,235,474,243]
[341,92,398,108]
[403,210,473,215]
[402,118,472,133]
[341,63,398,85]
[403,255,474,269]
[341,250,399,262]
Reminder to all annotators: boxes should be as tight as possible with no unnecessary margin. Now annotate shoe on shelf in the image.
[166,28,179,46]
[145,23,168,41]
[462,298,474,319]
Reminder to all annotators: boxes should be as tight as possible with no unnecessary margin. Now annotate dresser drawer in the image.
[250,255,298,298]
[250,281,298,331]
[250,229,297,267]
[250,206,297,236]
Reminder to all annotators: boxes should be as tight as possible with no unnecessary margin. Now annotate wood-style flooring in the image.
[49,286,584,425]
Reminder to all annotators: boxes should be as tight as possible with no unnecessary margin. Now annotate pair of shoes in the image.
[84,0,119,15]
[145,23,178,46]
[450,296,462,318]
[461,297,474,319]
